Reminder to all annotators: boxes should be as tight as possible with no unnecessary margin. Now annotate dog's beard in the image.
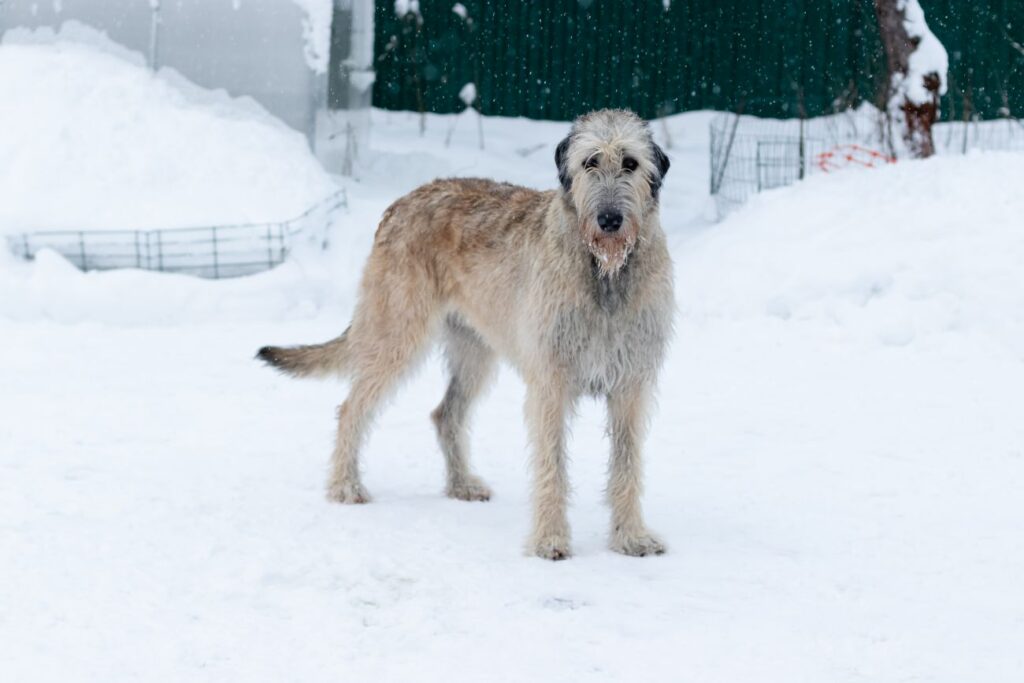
[586,222,637,277]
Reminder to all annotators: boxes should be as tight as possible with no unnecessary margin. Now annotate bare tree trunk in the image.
[875,0,946,158]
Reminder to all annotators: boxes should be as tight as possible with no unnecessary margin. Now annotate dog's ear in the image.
[649,141,671,199]
[555,136,572,193]
[653,142,671,178]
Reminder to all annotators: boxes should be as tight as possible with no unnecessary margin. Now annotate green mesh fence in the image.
[372,0,1024,121]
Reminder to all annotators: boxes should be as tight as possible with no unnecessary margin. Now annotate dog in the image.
[258,109,674,560]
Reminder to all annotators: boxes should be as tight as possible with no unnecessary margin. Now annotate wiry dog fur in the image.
[258,109,674,560]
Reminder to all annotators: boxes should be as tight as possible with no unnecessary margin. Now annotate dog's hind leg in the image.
[326,260,441,504]
[431,316,497,501]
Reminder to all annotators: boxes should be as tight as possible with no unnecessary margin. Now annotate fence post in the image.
[79,232,87,270]
[713,109,743,195]
[709,124,718,194]
[212,226,220,278]
[156,231,164,271]
[798,116,806,180]
[797,92,807,181]
[266,224,275,270]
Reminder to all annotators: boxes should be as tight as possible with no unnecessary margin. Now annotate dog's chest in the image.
[549,280,670,395]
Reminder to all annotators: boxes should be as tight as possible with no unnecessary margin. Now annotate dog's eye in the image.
[583,156,600,170]
[622,157,638,173]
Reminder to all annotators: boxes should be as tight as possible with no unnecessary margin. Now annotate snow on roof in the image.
[291,0,333,74]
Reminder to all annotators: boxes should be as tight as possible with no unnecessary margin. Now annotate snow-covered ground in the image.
[3,40,1024,683]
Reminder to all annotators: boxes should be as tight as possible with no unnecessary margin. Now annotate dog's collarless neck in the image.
[588,250,636,314]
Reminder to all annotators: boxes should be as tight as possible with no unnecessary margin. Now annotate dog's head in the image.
[555,109,670,276]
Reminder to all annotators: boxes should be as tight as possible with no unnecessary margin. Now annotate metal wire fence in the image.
[935,117,1024,155]
[5,189,347,279]
[710,109,1024,216]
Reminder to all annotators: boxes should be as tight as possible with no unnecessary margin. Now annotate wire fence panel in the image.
[709,110,1024,217]
[5,190,346,279]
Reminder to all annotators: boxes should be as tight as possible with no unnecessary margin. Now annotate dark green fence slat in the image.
[372,0,1024,121]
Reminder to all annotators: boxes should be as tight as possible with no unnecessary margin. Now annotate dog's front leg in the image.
[525,378,574,560]
[606,383,665,557]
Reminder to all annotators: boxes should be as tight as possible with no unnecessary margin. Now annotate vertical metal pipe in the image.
[148,0,161,71]
[266,224,274,270]
[212,227,220,279]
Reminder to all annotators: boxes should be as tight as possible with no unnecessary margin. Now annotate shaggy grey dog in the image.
[259,109,674,560]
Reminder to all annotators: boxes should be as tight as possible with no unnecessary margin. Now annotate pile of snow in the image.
[0,30,337,235]
[679,151,1024,354]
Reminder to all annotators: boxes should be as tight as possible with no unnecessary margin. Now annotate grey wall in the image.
[157,0,322,139]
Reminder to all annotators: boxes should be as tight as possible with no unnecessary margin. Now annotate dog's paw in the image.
[610,531,665,557]
[446,475,493,502]
[531,535,573,561]
[326,480,371,504]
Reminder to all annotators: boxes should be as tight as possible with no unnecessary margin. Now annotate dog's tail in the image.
[256,327,352,379]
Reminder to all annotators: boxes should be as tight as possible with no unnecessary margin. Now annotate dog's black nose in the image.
[597,211,623,233]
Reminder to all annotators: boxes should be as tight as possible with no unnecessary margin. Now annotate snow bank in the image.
[678,152,1024,354]
[0,30,337,234]
[0,247,341,325]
